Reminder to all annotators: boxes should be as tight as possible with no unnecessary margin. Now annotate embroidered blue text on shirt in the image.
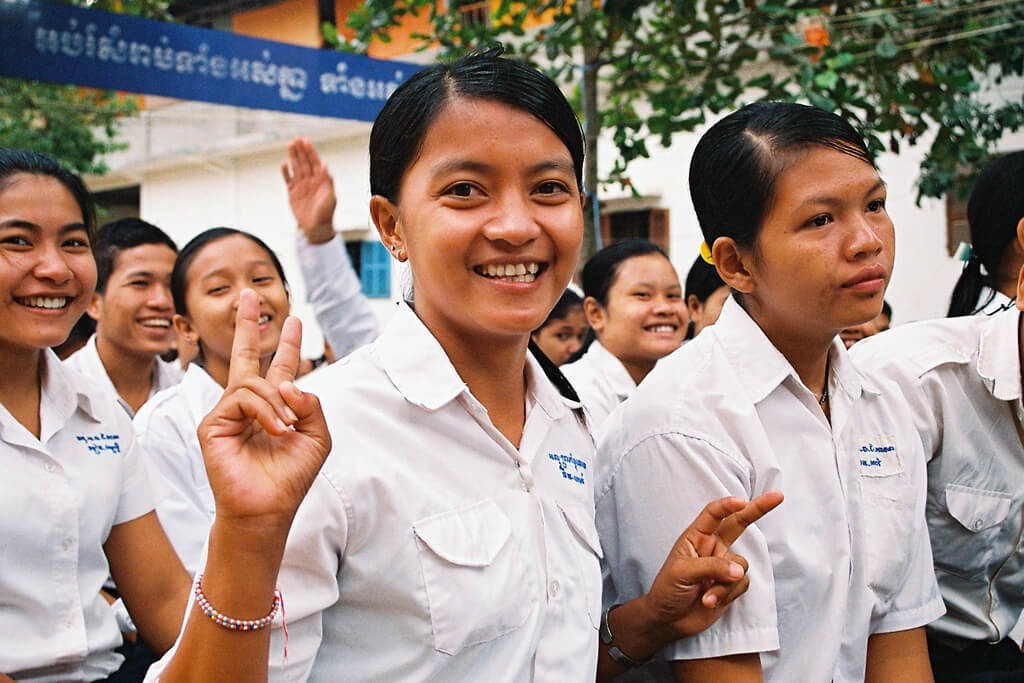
[548,452,586,485]
[859,443,894,454]
[860,457,883,467]
[76,433,121,454]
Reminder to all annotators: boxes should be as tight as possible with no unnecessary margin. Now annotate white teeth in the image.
[648,325,675,333]
[527,263,539,274]
[476,262,541,282]
[20,296,68,309]
[258,314,271,324]
[141,319,171,328]
[515,263,526,275]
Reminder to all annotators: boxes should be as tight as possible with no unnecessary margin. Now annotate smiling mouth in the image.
[140,318,171,328]
[258,314,271,324]
[645,324,677,333]
[474,262,542,283]
[16,296,70,310]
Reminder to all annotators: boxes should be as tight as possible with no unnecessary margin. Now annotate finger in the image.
[206,384,289,438]
[227,289,261,388]
[234,380,298,432]
[717,490,784,546]
[683,496,749,539]
[281,380,330,443]
[672,555,745,591]
[280,160,293,186]
[702,574,750,608]
[294,137,314,178]
[265,316,302,388]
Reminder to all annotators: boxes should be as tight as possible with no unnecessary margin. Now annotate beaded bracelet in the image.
[194,573,280,631]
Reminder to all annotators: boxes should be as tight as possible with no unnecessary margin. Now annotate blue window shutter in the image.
[359,240,391,298]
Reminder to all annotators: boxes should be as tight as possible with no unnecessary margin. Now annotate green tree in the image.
[328,0,1024,260]
[0,0,172,175]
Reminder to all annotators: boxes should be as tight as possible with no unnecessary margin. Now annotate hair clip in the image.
[954,241,973,263]
[700,241,715,265]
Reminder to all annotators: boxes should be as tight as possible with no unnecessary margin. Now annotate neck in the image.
[995,248,1024,300]
[432,326,529,449]
[0,345,44,438]
[746,307,832,399]
[95,333,157,413]
[618,356,655,386]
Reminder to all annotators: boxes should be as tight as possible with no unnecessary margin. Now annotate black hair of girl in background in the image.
[0,148,97,238]
[683,255,726,340]
[947,151,1024,317]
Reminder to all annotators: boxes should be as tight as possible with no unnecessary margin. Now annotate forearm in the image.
[865,628,933,683]
[596,597,678,682]
[670,653,763,682]
[159,516,292,682]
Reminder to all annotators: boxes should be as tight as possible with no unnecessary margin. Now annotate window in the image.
[346,240,391,298]
[455,0,489,28]
[599,208,670,254]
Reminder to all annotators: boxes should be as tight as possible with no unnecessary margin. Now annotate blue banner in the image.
[0,0,422,122]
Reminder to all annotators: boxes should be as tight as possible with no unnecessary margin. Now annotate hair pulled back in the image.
[582,240,668,307]
[0,148,96,237]
[947,151,1024,317]
[684,254,726,304]
[369,46,584,203]
[689,102,873,251]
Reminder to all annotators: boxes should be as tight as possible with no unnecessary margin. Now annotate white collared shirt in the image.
[596,297,944,682]
[975,286,1016,316]
[148,302,602,681]
[133,364,224,577]
[562,341,637,427]
[296,233,380,359]
[0,351,153,682]
[853,308,1024,648]
[65,334,184,417]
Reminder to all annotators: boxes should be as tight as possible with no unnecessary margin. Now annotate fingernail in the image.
[704,594,718,607]
[728,562,744,579]
[275,417,287,433]
[284,406,298,424]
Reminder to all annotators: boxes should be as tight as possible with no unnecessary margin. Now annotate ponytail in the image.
[947,255,990,317]
[528,338,587,428]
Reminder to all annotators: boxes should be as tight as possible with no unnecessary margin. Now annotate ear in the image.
[582,296,607,333]
[86,291,103,322]
[370,195,405,260]
[1016,217,1024,309]
[711,236,755,295]
[172,313,199,347]
[686,293,702,318]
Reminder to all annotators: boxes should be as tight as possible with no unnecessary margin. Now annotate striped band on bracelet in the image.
[194,573,280,631]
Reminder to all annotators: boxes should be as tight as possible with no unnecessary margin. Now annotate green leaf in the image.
[876,37,899,59]
[813,71,839,90]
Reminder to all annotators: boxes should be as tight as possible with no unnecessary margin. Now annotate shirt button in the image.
[548,581,560,598]
[62,538,73,552]
[974,519,984,530]
[521,482,529,492]
[44,463,56,472]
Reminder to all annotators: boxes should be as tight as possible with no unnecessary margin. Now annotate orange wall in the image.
[233,0,323,48]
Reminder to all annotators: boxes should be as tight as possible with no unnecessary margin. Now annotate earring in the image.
[389,244,397,253]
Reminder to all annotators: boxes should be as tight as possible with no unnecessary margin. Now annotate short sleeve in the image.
[113,423,154,526]
[596,431,779,662]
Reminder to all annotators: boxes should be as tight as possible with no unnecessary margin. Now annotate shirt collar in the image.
[584,341,637,397]
[977,307,1021,401]
[376,302,575,419]
[712,296,878,404]
[181,363,227,424]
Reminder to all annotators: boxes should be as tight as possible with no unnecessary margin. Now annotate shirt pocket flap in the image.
[413,499,512,567]
[945,484,1012,532]
[558,500,603,559]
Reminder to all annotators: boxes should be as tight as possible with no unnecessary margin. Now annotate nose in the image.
[566,337,583,356]
[33,242,74,284]
[482,194,541,246]
[847,214,885,260]
[149,283,174,311]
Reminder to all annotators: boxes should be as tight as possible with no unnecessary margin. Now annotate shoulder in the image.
[851,316,980,377]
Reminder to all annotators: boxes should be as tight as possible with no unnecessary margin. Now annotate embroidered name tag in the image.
[857,438,901,477]
[548,452,587,485]
[75,433,121,455]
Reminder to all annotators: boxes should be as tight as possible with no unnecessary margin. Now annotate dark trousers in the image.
[99,640,158,683]
[928,636,1024,683]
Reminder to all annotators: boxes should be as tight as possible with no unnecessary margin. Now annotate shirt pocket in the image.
[558,500,604,629]
[412,499,534,655]
[860,477,916,599]
[932,484,1012,578]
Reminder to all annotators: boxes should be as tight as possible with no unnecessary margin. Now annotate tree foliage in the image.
[330,0,1024,205]
[0,0,172,175]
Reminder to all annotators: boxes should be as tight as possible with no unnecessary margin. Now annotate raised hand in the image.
[197,288,332,524]
[281,137,337,244]
[644,490,784,639]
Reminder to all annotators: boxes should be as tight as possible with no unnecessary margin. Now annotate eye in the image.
[443,182,480,198]
[62,237,90,249]
[632,291,652,299]
[534,180,569,195]
[667,291,682,300]
[805,213,833,228]
[555,331,571,341]
[867,198,886,213]
[129,280,148,288]
[207,285,229,295]
[0,235,31,247]
[252,276,274,284]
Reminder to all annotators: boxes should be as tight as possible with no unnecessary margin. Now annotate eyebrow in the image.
[796,179,887,209]
[198,260,275,281]
[429,158,576,178]
[0,219,88,233]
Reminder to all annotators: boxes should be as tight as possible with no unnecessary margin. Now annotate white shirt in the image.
[595,298,944,682]
[65,334,184,417]
[133,364,223,577]
[562,341,637,427]
[975,286,1016,316]
[148,302,602,682]
[296,233,380,359]
[852,308,1024,648]
[0,351,154,682]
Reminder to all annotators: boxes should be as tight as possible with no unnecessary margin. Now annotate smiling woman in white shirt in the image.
[595,102,945,682]
[0,148,191,682]
[144,49,783,683]
[563,240,688,426]
[852,152,1024,682]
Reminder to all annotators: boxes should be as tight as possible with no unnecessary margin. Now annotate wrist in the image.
[602,597,670,666]
[301,224,335,245]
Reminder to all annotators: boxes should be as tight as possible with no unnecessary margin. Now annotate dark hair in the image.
[533,289,583,335]
[93,218,178,293]
[947,151,1024,317]
[171,227,288,317]
[689,102,874,251]
[582,240,668,306]
[0,148,97,237]
[881,300,892,320]
[684,254,726,304]
[369,46,584,203]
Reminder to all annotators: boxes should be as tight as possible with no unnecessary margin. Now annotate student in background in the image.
[840,299,892,349]
[531,288,588,365]
[563,240,688,426]
[596,102,942,682]
[854,204,1024,683]
[947,151,1024,317]
[683,254,729,340]
[65,218,181,415]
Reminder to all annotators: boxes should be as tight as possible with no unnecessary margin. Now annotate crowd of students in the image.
[1,47,1021,682]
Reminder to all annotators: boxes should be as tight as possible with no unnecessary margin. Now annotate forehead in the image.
[188,234,273,277]
[0,173,82,224]
[611,253,678,288]
[111,242,177,275]
[771,146,881,206]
